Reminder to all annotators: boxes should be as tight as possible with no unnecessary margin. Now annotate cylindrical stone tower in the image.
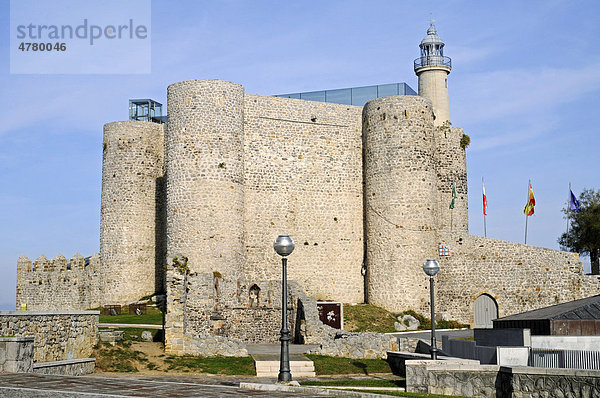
[434,126,468,235]
[165,80,245,276]
[100,121,165,304]
[414,23,451,126]
[364,96,438,312]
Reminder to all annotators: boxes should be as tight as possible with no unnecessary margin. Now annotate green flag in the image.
[449,181,457,209]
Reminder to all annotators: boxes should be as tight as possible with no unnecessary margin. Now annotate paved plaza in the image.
[0,372,404,397]
[0,373,326,397]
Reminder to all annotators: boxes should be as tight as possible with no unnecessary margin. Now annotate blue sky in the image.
[1,1,599,310]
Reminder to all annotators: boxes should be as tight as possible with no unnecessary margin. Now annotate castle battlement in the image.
[16,253,102,311]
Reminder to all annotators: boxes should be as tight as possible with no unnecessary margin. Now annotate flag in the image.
[482,178,487,216]
[570,190,582,213]
[524,183,535,216]
[449,181,457,209]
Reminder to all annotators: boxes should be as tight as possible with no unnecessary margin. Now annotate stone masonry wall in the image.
[101,121,165,304]
[164,261,331,355]
[364,95,439,312]
[434,125,468,234]
[435,232,600,324]
[16,254,102,311]
[165,269,288,355]
[166,80,245,279]
[243,94,364,303]
[0,311,98,363]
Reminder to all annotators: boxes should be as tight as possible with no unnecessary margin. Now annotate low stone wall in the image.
[0,311,98,362]
[387,351,478,377]
[309,332,398,359]
[33,358,95,376]
[406,360,600,397]
[504,366,600,397]
[0,337,34,373]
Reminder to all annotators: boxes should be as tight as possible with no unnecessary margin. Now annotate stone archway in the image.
[473,294,498,329]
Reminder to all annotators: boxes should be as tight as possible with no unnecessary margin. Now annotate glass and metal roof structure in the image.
[275,82,417,106]
[129,99,166,124]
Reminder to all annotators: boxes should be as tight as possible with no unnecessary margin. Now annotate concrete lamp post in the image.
[423,259,440,360]
[273,234,295,383]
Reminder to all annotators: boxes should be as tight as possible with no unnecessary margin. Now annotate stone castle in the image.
[16,25,600,352]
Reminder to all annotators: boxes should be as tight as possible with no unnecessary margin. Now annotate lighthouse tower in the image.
[414,23,452,126]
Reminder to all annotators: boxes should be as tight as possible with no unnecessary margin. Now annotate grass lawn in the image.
[164,355,256,375]
[343,304,398,333]
[93,341,148,373]
[306,354,392,375]
[343,304,469,333]
[99,306,163,325]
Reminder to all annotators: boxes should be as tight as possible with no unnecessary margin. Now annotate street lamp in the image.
[423,259,440,360]
[274,234,295,382]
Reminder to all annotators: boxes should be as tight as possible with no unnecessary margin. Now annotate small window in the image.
[249,284,261,308]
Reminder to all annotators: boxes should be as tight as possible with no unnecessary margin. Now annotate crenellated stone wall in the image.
[16,254,102,311]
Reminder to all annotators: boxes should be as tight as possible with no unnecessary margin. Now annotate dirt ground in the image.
[94,341,174,374]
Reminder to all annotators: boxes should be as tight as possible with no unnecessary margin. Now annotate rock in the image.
[395,321,408,331]
[141,331,153,341]
[99,330,123,346]
[436,312,451,322]
[396,314,420,331]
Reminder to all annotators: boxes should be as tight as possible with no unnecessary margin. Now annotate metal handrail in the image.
[414,56,452,69]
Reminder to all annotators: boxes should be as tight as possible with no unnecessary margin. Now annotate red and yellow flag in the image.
[482,178,488,216]
[524,183,535,216]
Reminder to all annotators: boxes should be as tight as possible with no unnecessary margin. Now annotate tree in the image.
[559,188,600,275]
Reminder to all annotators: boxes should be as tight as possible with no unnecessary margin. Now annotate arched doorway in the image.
[473,294,498,329]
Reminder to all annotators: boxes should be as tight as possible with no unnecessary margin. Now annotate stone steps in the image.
[254,359,316,378]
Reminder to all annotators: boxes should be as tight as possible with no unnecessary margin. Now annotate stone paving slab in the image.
[0,373,325,397]
[241,382,396,397]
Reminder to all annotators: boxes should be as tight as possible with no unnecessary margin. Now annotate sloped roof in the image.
[496,295,600,322]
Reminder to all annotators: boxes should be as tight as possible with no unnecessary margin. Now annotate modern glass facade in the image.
[275,82,417,106]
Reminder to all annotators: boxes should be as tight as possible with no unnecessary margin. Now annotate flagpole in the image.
[566,182,571,247]
[524,179,530,245]
[482,177,487,238]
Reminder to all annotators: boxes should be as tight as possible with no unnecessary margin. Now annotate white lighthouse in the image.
[414,23,452,126]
